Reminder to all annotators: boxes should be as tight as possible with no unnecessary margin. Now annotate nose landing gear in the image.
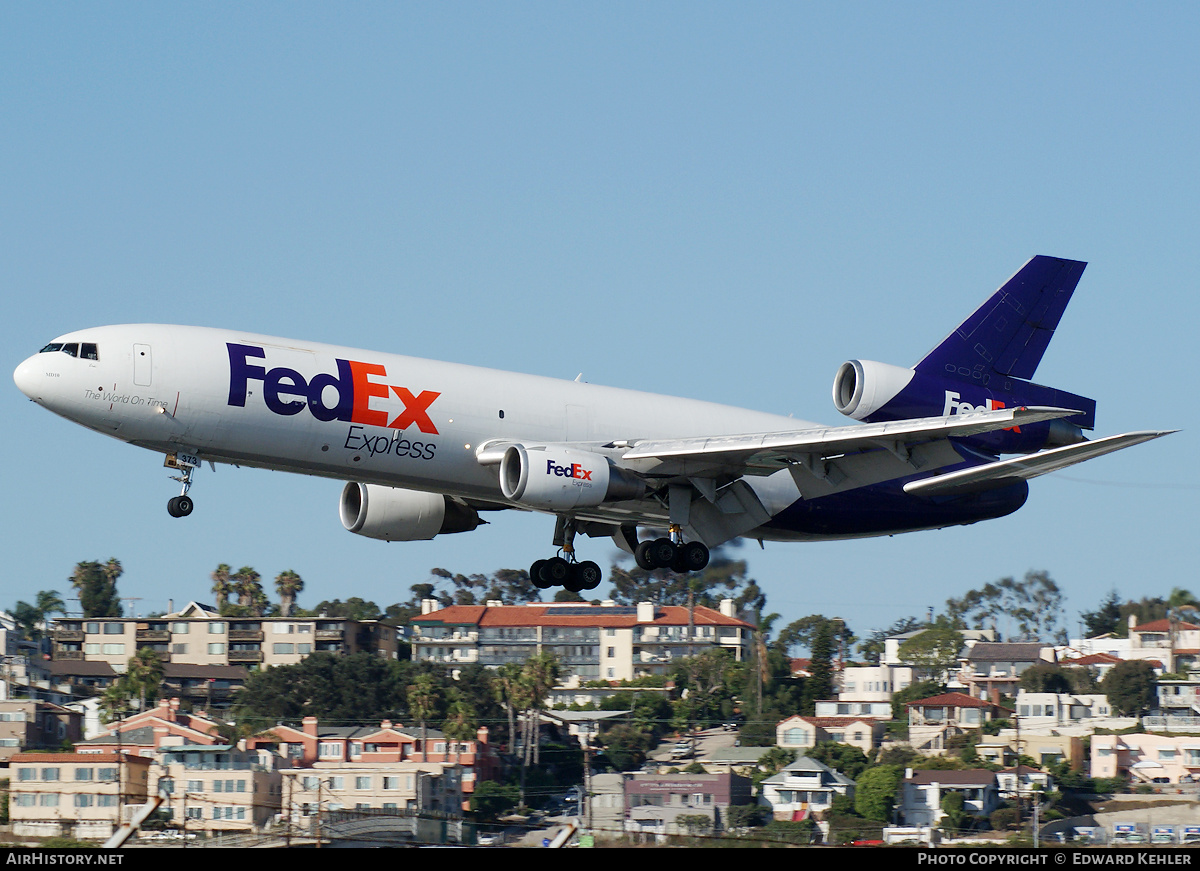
[165,452,199,518]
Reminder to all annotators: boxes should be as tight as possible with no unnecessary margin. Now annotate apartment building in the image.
[9,752,152,840]
[283,761,463,822]
[624,771,753,837]
[411,599,754,683]
[1092,733,1200,785]
[264,715,500,804]
[51,606,398,671]
[155,744,284,833]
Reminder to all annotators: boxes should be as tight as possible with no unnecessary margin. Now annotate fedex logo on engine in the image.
[226,343,440,434]
[943,391,1020,432]
[546,460,594,482]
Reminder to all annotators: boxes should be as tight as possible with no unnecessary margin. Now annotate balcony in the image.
[136,630,170,643]
[228,630,264,643]
[54,630,84,643]
[228,650,264,663]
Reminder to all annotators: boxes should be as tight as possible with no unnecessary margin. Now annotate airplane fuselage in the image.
[13,323,1024,544]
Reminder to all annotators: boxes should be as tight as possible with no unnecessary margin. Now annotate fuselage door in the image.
[133,344,152,387]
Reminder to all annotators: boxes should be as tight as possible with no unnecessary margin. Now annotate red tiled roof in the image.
[413,603,753,629]
[1061,653,1122,665]
[1133,619,1200,633]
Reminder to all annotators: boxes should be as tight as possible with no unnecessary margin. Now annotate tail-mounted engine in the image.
[499,444,645,511]
[833,359,1095,454]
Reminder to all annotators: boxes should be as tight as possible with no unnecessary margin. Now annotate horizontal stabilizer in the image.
[902,430,1176,496]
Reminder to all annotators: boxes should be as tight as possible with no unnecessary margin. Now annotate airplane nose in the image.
[13,356,41,400]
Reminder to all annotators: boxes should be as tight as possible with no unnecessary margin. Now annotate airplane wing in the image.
[901,430,1176,496]
[618,405,1079,497]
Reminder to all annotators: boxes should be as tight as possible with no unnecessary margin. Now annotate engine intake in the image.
[499,444,645,511]
[339,483,481,542]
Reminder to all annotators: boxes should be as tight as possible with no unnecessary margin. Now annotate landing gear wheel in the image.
[634,541,658,571]
[167,495,194,518]
[679,541,710,573]
[530,559,553,589]
[541,556,571,586]
[567,560,602,592]
[647,537,677,569]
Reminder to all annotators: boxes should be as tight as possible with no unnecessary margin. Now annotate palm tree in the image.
[443,695,478,765]
[407,673,440,762]
[492,662,526,754]
[233,567,262,610]
[274,570,304,618]
[211,564,233,610]
[124,647,165,711]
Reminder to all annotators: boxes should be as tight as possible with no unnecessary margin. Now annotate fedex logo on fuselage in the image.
[943,390,1020,432]
[546,460,593,481]
[226,343,440,434]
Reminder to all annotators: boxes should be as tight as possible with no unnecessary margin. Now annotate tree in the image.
[211,564,233,610]
[897,625,964,682]
[1019,663,1074,694]
[1101,660,1158,716]
[442,694,478,764]
[945,570,1067,643]
[858,616,924,665]
[1080,589,1123,638]
[70,560,122,618]
[407,673,440,762]
[940,791,969,834]
[801,620,836,714]
[274,570,304,618]
[809,742,870,780]
[232,566,264,614]
[125,647,165,710]
[854,765,904,822]
[12,590,64,643]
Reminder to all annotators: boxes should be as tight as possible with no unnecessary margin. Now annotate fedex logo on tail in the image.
[227,343,440,434]
[943,391,1020,433]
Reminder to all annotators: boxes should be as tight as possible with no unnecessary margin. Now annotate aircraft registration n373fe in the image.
[13,256,1173,592]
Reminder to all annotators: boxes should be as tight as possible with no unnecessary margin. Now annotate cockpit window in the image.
[36,341,99,360]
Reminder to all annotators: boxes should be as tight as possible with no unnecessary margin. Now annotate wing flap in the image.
[902,430,1175,496]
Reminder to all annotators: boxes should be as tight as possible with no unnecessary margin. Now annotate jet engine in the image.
[339,483,482,542]
[499,444,645,511]
[832,358,1091,454]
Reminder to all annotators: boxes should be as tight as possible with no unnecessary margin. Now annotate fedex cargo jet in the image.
[13,256,1171,592]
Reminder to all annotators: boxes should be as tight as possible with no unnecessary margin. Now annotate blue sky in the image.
[3,4,1196,647]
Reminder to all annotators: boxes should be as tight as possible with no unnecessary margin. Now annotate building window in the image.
[209,623,226,634]
[74,794,94,808]
[41,768,60,781]
[208,643,226,655]
[273,643,295,654]
[75,768,94,781]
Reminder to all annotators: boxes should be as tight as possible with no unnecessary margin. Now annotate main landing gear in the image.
[530,516,602,593]
[165,453,197,518]
[634,525,710,573]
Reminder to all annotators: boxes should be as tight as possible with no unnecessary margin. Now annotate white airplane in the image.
[13,256,1171,592]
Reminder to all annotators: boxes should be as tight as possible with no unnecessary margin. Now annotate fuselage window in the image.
[39,343,63,353]
[81,343,99,360]
[61,343,78,357]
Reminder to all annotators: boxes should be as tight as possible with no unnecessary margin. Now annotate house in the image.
[814,699,893,719]
[623,771,753,838]
[837,665,915,703]
[900,769,1001,828]
[9,752,152,840]
[975,730,1085,771]
[905,692,1010,753]
[1127,617,1200,673]
[758,756,855,821]
[959,642,1055,701]
[0,699,83,762]
[1013,691,1119,732]
[776,714,885,756]
[76,697,226,755]
[995,765,1053,800]
[410,599,754,683]
[1091,733,1200,785]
